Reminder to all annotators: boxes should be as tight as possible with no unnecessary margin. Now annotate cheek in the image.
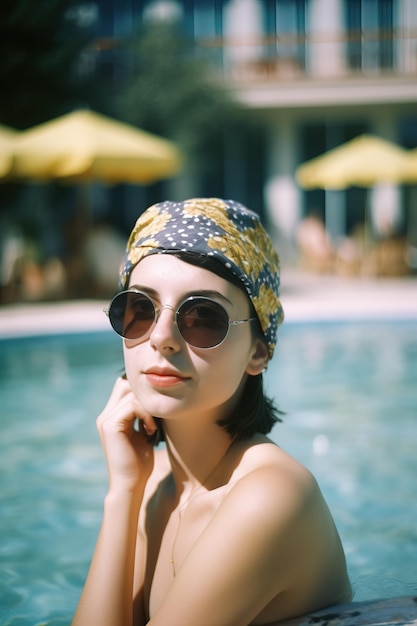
[122,342,141,383]
[189,356,248,417]
[196,339,253,393]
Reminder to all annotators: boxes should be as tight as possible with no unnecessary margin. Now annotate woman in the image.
[72,198,351,626]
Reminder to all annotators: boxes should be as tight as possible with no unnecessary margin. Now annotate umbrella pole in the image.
[77,184,92,229]
[364,195,370,253]
[324,189,345,243]
[65,184,92,297]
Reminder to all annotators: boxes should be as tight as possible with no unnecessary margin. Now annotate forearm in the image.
[71,488,144,626]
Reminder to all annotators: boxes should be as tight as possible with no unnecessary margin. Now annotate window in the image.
[345,0,395,72]
[263,0,307,69]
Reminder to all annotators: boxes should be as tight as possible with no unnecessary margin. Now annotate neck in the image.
[163,421,235,498]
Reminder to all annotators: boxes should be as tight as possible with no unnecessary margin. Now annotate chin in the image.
[139,393,191,421]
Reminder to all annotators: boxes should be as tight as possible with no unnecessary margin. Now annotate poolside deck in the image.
[0,270,416,338]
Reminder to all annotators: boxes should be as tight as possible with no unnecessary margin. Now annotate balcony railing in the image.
[195,28,417,83]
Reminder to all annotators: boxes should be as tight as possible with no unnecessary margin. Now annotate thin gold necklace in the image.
[170,440,235,577]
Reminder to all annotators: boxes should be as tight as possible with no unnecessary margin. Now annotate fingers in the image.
[96,377,157,490]
[99,377,155,430]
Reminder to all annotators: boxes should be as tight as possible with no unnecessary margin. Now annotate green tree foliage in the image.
[0,0,90,129]
[116,19,246,167]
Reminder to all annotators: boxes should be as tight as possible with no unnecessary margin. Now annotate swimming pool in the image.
[1,322,416,625]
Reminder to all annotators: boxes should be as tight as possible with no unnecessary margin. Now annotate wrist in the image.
[105,482,145,508]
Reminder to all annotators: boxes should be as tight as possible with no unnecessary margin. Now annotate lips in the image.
[144,367,190,388]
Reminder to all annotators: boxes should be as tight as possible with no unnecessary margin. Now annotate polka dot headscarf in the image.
[119,198,284,358]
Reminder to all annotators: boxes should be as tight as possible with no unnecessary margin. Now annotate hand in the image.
[96,376,157,493]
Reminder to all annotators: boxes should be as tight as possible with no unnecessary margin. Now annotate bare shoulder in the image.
[217,437,351,613]
[222,436,335,544]
[230,436,319,507]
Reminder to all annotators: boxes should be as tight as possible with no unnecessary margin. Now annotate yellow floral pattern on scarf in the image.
[183,198,231,232]
[252,282,283,333]
[127,242,159,267]
[126,206,171,252]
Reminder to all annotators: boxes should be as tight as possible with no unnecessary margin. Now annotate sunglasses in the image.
[104,289,255,349]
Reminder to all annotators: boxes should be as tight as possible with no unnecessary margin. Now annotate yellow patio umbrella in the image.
[296,135,409,190]
[11,109,182,184]
[0,125,18,178]
[400,147,417,184]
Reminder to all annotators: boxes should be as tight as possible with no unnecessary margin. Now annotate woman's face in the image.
[123,254,266,426]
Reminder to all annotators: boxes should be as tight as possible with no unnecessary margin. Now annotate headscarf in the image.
[119,198,284,358]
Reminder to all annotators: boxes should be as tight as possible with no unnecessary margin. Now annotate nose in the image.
[149,305,182,352]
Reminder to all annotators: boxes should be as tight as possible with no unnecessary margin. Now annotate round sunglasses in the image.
[104,289,255,349]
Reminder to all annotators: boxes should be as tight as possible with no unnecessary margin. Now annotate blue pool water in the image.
[1,321,416,625]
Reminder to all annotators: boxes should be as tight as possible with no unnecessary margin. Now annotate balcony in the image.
[197,28,417,109]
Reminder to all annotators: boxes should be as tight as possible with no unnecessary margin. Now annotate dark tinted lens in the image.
[109,291,155,339]
[177,298,229,348]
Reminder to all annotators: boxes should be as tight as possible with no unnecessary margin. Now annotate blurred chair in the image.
[296,214,335,273]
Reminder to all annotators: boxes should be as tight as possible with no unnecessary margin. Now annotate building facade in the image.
[87,0,417,256]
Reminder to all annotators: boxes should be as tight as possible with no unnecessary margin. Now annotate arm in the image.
[147,464,326,626]
[71,377,158,626]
